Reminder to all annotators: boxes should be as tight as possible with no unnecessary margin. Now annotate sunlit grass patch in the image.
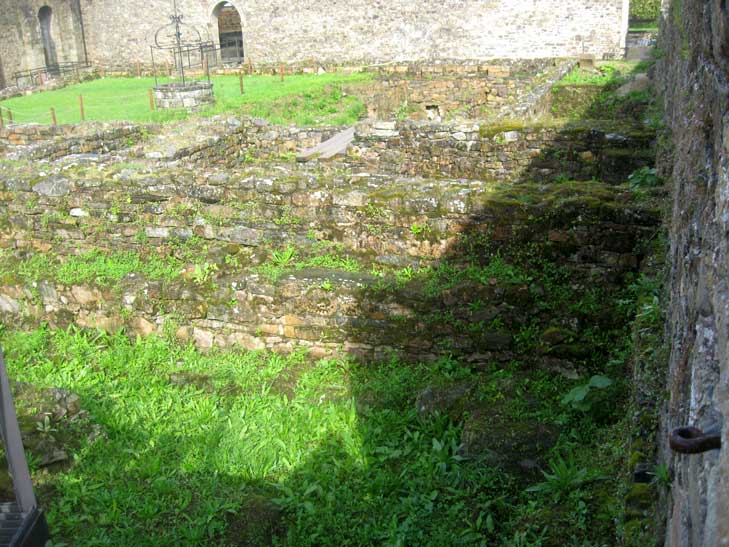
[0,72,372,126]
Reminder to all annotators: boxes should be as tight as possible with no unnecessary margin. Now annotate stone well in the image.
[153,81,214,111]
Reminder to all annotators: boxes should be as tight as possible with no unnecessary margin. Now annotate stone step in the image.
[297,127,355,161]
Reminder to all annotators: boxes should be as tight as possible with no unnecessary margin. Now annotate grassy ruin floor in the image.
[0,224,666,546]
[0,72,371,126]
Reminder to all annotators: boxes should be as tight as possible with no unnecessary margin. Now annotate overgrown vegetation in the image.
[1,289,647,547]
[630,0,661,21]
[0,249,182,287]
[551,61,658,123]
[0,175,666,545]
[0,73,372,126]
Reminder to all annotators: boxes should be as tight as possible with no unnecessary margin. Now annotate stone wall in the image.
[137,116,340,164]
[352,60,574,122]
[655,1,729,545]
[0,0,629,88]
[0,122,146,159]
[347,120,655,183]
[0,162,659,362]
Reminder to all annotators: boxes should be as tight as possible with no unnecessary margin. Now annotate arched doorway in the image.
[38,6,58,71]
[213,2,244,62]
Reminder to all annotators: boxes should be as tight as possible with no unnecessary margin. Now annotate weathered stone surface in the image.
[656,2,729,545]
[349,120,655,183]
[33,176,70,197]
[0,294,20,313]
[7,382,103,470]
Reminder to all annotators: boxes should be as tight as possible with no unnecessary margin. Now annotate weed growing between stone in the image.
[0,250,182,287]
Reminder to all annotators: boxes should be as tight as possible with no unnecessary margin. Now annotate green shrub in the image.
[630,0,661,20]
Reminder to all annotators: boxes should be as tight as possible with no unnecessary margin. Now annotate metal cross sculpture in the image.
[153,0,204,84]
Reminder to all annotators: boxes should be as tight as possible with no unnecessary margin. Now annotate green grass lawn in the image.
[554,60,651,87]
[0,324,634,546]
[0,72,372,126]
[629,21,659,32]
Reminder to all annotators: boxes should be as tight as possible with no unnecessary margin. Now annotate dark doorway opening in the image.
[214,2,244,62]
[38,6,59,73]
[0,55,6,90]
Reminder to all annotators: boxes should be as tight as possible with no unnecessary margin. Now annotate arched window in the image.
[38,6,58,70]
[213,2,244,62]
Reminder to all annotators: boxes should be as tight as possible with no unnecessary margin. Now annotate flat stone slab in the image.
[297,127,355,162]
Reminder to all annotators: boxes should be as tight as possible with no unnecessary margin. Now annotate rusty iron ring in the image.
[669,427,721,454]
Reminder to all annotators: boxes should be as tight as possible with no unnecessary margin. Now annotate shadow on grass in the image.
[0,60,665,547]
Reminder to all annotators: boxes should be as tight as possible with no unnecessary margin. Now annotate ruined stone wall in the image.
[0,0,85,85]
[347,120,655,184]
[655,1,729,545]
[0,123,145,158]
[0,162,658,361]
[352,60,573,121]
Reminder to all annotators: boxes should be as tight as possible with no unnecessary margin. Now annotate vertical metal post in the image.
[0,349,38,513]
[151,47,158,86]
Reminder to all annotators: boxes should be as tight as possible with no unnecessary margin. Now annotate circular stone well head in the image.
[153,81,215,111]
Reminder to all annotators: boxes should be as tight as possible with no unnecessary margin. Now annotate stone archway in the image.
[213,2,244,62]
[38,6,58,70]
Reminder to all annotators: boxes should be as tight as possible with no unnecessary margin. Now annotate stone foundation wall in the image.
[353,60,573,122]
[0,123,147,159]
[146,118,342,165]
[0,164,658,361]
[348,120,656,183]
[655,0,729,544]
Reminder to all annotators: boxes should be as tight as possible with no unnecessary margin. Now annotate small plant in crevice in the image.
[526,453,590,501]
[650,463,671,489]
[409,222,430,238]
[628,166,661,190]
[561,374,613,413]
[191,262,219,286]
[270,245,298,268]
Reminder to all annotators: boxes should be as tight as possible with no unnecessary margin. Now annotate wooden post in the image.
[136,61,141,78]
[279,63,284,82]
[0,108,4,128]
[100,65,106,78]
[7,109,13,124]
[149,89,155,111]
[248,58,253,75]
[50,107,57,127]
[79,95,85,121]
[239,72,244,94]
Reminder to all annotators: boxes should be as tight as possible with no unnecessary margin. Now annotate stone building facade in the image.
[0,0,87,88]
[0,0,630,89]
